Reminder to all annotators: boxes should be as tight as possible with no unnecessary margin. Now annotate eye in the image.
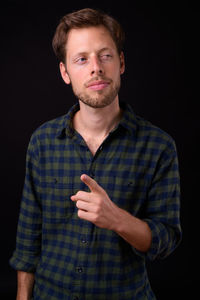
[76,57,87,64]
[100,54,112,62]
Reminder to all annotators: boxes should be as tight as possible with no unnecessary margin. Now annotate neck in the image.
[73,97,122,139]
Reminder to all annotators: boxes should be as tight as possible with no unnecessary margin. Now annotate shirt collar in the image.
[56,104,79,139]
[117,102,138,135]
[56,101,137,139]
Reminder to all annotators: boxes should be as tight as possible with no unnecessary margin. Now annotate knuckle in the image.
[92,215,99,223]
[96,196,102,205]
[77,209,82,218]
[94,205,100,214]
[76,191,82,197]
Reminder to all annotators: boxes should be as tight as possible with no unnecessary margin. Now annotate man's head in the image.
[52,8,125,108]
[52,8,125,64]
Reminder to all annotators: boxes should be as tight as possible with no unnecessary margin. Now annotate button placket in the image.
[90,171,95,179]
[89,157,97,180]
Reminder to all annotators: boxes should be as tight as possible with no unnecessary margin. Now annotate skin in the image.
[17,25,152,300]
[16,271,34,300]
[60,25,124,109]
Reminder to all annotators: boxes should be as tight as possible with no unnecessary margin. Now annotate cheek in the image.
[69,65,87,84]
[107,61,121,78]
[111,67,121,84]
[68,72,85,89]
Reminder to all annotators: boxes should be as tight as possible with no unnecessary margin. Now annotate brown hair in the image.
[52,8,125,63]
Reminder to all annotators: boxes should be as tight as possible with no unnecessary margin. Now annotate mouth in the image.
[86,80,110,91]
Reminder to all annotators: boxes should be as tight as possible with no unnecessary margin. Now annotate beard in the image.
[71,76,121,109]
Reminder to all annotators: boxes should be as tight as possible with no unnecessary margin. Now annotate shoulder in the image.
[28,113,68,149]
[122,102,177,154]
[35,114,67,135]
[135,114,177,154]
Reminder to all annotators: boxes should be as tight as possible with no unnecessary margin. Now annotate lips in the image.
[86,80,110,91]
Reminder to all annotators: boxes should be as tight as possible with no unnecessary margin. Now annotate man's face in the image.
[60,26,125,108]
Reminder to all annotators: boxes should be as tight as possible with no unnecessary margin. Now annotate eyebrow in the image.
[98,47,113,53]
[72,47,113,60]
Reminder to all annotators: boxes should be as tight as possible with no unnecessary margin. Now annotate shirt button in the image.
[99,145,103,151]
[81,238,87,244]
[76,266,83,273]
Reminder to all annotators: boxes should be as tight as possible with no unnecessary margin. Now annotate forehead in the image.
[66,25,117,54]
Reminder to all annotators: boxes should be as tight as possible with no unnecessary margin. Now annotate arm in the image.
[141,142,182,260]
[113,208,152,252]
[71,174,152,253]
[10,133,42,287]
[17,271,35,300]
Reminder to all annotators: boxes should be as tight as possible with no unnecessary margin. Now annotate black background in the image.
[1,0,199,299]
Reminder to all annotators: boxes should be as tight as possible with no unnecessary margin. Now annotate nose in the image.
[90,56,104,76]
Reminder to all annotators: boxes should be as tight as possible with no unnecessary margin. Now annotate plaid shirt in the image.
[10,102,181,300]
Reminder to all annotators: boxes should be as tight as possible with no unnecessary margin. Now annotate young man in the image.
[10,8,182,300]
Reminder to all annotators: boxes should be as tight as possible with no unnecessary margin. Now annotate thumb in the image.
[80,174,101,192]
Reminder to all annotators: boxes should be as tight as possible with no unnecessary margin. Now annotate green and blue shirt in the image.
[10,102,182,299]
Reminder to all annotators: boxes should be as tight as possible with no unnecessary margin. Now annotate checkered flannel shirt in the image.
[10,102,182,300]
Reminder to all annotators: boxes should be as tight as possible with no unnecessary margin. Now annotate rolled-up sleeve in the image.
[133,139,182,261]
[144,140,182,261]
[9,133,42,272]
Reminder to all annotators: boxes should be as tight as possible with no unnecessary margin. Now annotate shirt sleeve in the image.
[9,133,42,272]
[133,139,182,261]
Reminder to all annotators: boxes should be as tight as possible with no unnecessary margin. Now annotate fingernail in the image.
[81,174,86,180]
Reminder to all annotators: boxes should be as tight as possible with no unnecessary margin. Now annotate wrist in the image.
[16,294,32,300]
[110,206,127,233]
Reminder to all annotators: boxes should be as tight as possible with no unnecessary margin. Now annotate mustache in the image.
[85,76,112,87]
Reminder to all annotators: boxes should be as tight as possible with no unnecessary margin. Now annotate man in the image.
[10,8,182,300]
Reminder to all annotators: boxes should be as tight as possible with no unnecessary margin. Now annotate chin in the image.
[79,96,116,109]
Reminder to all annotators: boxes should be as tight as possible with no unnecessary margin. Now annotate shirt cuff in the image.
[9,250,40,273]
[143,218,162,261]
[131,219,169,261]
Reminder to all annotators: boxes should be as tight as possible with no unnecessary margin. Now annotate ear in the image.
[59,62,71,84]
[119,52,125,75]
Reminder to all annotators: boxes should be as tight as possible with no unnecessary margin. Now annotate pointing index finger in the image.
[80,174,100,192]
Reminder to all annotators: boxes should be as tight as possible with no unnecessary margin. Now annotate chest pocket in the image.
[41,178,75,223]
[111,172,148,217]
